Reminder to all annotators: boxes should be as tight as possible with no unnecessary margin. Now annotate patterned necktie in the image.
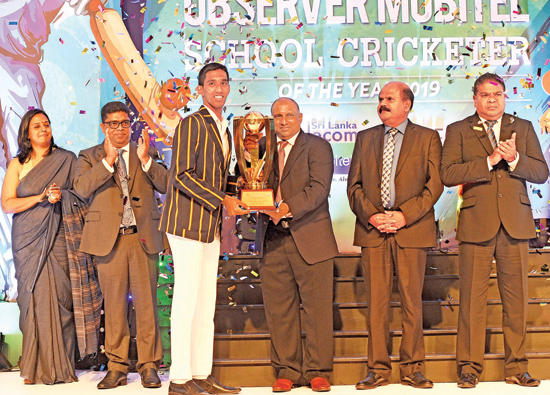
[485,120,498,149]
[273,141,289,225]
[116,149,133,227]
[275,141,289,204]
[381,128,398,209]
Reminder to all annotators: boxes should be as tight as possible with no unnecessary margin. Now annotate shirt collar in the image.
[478,115,502,127]
[277,130,300,146]
[384,119,408,135]
[204,105,228,134]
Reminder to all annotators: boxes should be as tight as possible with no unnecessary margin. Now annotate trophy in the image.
[233,111,276,210]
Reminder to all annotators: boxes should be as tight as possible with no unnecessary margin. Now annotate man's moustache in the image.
[379,107,390,114]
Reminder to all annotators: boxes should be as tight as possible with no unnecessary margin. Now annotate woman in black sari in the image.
[1,109,78,384]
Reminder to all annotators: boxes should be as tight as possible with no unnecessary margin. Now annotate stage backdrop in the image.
[0,0,549,300]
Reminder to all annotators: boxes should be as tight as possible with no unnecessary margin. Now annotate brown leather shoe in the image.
[97,370,127,389]
[310,377,331,392]
[505,372,541,387]
[457,373,478,388]
[272,378,294,392]
[401,372,434,389]
[169,380,210,394]
[356,372,389,390]
[194,375,241,394]
[140,368,162,388]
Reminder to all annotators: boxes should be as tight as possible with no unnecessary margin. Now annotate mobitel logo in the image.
[307,119,358,143]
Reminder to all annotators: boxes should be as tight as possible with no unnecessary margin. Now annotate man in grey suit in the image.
[74,101,168,390]
[441,73,548,388]
[347,81,443,389]
[256,98,339,393]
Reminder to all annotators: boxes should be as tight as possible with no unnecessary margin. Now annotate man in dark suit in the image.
[160,63,247,395]
[74,101,168,389]
[441,73,548,388]
[347,81,443,389]
[255,97,338,393]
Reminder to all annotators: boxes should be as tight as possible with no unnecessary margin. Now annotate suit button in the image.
[120,194,124,198]
[378,201,382,206]
[499,194,502,198]
[497,175,501,179]
[119,212,123,216]
[378,183,381,187]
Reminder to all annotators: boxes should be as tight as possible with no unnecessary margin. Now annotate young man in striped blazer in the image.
[160,63,248,395]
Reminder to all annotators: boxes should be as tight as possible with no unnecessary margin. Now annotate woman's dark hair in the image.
[16,109,57,164]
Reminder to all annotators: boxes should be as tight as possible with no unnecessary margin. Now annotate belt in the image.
[119,225,138,235]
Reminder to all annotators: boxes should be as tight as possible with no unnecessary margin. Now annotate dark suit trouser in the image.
[361,236,427,380]
[457,226,529,377]
[96,232,163,374]
[261,225,334,384]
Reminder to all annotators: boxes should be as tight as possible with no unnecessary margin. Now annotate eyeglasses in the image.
[104,120,131,129]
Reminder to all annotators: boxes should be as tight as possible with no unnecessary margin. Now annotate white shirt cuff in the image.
[487,157,493,171]
[102,158,115,173]
[508,152,520,171]
[142,157,152,172]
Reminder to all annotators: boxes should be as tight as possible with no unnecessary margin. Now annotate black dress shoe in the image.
[169,380,211,395]
[401,372,434,388]
[505,372,541,387]
[194,375,241,394]
[356,372,389,390]
[140,368,162,388]
[97,370,127,389]
[457,373,478,388]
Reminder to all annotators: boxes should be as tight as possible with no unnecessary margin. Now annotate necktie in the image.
[485,120,498,149]
[116,149,133,227]
[274,141,289,225]
[381,128,398,209]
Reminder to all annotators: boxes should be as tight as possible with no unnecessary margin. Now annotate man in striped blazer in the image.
[160,63,248,395]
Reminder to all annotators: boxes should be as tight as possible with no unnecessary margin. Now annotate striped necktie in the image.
[116,149,133,227]
[381,128,398,209]
[485,120,498,149]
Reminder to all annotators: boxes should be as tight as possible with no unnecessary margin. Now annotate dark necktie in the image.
[485,120,498,149]
[116,148,133,227]
[381,128,398,209]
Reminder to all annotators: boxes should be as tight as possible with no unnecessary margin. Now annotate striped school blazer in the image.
[160,106,231,242]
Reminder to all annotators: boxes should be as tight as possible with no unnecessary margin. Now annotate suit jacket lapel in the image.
[372,125,385,179]
[199,106,225,164]
[395,121,417,177]
[499,113,514,142]
[471,113,494,155]
[128,142,139,192]
[96,144,122,191]
[281,130,305,183]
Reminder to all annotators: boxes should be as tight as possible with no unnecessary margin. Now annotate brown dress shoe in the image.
[457,373,478,388]
[194,375,241,394]
[505,372,541,387]
[401,372,434,388]
[272,378,294,392]
[140,368,162,388]
[97,370,127,389]
[310,377,331,392]
[169,380,210,394]
[356,372,389,390]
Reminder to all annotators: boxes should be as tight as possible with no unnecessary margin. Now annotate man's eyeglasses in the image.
[104,120,131,129]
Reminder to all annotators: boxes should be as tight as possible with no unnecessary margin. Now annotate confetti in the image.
[362,119,369,126]
[423,26,433,31]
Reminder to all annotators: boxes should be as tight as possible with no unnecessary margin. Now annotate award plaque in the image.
[233,111,276,211]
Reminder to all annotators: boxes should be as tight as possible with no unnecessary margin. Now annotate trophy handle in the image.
[233,117,252,185]
[261,116,276,184]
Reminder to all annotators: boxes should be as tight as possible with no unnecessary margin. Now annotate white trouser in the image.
[167,233,220,381]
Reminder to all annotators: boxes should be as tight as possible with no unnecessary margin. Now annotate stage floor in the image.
[1,371,548,394]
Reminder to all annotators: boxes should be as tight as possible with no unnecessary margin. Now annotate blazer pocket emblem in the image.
[460,196,476,209]
[85,211,101,222]
[519,194,531,206]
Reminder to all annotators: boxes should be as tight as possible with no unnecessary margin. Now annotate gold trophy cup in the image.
[233,111,276,210]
